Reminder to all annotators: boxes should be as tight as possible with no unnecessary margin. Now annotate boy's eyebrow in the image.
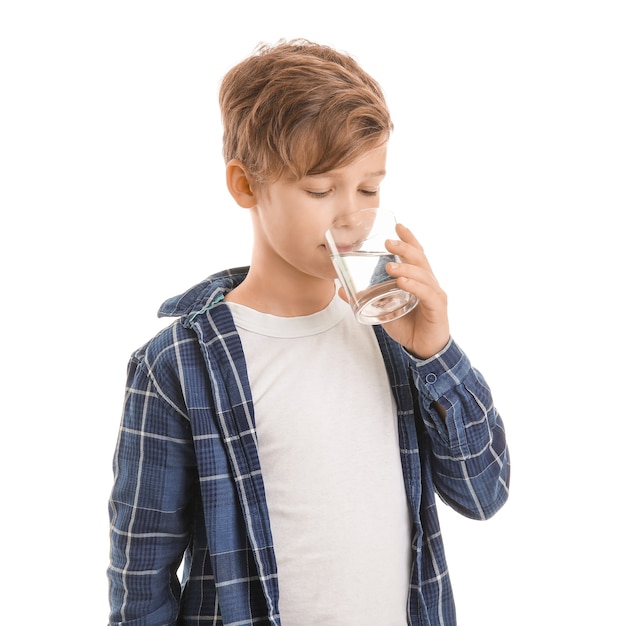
[307,169,387,179]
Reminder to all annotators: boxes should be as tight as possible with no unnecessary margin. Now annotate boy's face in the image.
[250,144,388,283]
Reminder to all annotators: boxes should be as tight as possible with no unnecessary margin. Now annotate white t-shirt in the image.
[227,295,412,625]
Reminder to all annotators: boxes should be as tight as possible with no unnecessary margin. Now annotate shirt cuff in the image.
[405,337,472,402]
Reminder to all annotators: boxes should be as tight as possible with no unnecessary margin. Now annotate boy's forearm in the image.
[408,340,510,518]
[431,400,447,420]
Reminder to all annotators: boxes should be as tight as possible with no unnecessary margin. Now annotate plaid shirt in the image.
[108,267,510,626]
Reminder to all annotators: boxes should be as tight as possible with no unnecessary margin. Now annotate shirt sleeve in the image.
[407,338,510,520]
[107,353,197,626]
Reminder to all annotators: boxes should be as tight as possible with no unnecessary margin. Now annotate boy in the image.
[108,39,509,626]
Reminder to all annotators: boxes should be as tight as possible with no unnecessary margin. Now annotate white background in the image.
[1,1,617,623]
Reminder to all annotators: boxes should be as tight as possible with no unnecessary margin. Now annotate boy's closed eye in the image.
[306,189,332,198]
[305,187,380,199]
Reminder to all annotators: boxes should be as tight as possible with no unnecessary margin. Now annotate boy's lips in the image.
[336,244,354,253]
[323,242,354,253]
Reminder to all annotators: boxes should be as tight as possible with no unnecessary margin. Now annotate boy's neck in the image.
[225,268,336,318]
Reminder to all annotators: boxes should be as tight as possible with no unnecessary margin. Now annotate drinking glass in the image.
[325,207,419,325]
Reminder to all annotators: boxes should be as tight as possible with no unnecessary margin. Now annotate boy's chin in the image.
[318,263,339,282]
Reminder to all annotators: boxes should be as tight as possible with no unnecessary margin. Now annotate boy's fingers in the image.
[386,235,432,273]
[395,222,423,250]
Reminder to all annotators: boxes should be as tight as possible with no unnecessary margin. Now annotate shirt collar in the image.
[157,266,249,321]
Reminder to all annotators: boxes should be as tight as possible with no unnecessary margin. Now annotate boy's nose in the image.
[335,210,356,227]
[330,207,377,239]
[335,204,374,225]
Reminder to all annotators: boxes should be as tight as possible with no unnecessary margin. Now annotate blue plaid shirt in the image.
[108,267,510,626]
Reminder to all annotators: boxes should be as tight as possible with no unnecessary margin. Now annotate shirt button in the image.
[425,373,438,384]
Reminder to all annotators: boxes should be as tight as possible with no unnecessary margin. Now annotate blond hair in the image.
[219,39,393,184]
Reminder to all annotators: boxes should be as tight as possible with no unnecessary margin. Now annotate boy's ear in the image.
[226,159,257,208]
